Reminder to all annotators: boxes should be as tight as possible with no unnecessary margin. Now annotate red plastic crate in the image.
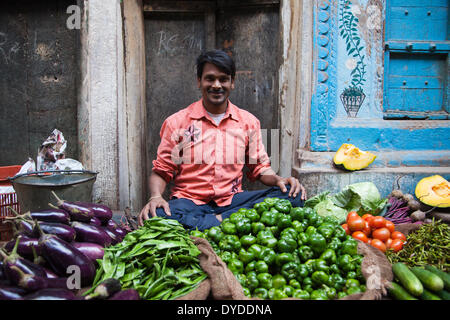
[0,165,21,241]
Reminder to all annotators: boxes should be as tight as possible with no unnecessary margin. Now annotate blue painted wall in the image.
[310,0,450,164]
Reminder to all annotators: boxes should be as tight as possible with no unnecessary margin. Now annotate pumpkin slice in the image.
[415,175,450,208]
[333,143,376,171]
[333,143,356,165]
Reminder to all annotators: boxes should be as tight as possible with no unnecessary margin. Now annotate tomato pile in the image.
[341,211,407,253]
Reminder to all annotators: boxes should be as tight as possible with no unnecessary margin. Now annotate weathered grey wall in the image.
[0,0,79,166]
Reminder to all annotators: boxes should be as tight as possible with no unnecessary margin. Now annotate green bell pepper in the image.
[273,288,288,300]
[281,262,299,281]
[280,227,297,241]
[338,254,355,273]
[297,264,310,280]
[248,243,263,259]
[263,197,280,208]
[238,248,255,264]
[290,207,305,221]
[308,232,327,255]
[245,261,256,273]
[334,225,348,241]
[282,285,294,297]
[245,208,260,222]
[340,239,358,256]
[254,260,269,274]
[235,217,251,235]
[246,271,259,291]
[253,287,268,299]
[346,286,362,295]
[228,259,244,275]
[275,252,295,267]
[328,237,342,251]
[220,234,241,252]
[320,249,337,264]
[305,226,317,236]
[289,279,301,289]
[256,230,277,248]
[260,210,279,226]
[221,221,237,235]
[219,251,234,264]
[260,247,276,266]
[311,271,329,286]
[324,286,337,299]
[317,223,335,241]
[190,229,205,238]
[297,232,309,246]
[277,236,298,253]
[229,211,245,224]
[240,234,257,247]
[235,273,247,287]
[274,199,292,214]
[253,202,269,215]
[329,263,340,274]
[345,278,360,289]
[323,216,339,226]
[277,213,293,229]
[298,245,314,262]
[242,287,251,297]
[313,259,329,273]
[207,226,224,243]
[292,220,304,234]
[256,273,273,290]
[293,289,310,299]
[329,273,346,290]
[272,274,287,289]
[251,222,265,234]
[310,289,329,300]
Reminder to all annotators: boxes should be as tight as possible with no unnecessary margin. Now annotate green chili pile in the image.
[386,219,450,272]
[87,217,207,300]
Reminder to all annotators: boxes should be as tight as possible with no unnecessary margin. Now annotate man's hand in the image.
[276,176,307,200]
[138,196,171,226]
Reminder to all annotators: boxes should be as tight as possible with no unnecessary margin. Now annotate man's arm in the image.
[138,172,172,226]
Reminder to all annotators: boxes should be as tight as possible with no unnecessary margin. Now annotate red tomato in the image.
[385,220,395,233]
[362,220,372,237]
[370,238,387,252]
[370,216,386,229]
[352,231,369,243]
[341,223,350,235]
[389,239,404,252]
[362,214,374,224]
[348,217,365,232]
[372,227,391,242]
[391,231,407,242]
[385,238,393,249]
[347,211,360,223]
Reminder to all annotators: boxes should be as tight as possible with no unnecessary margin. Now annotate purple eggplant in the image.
[4,235,41,259]
[106,218,119,231]
[90,216,102,227]
[79,202,113,225]
[101,227,121,245]
[45,277,72,290]
[36,224,95,287]
[44,268,58,279]
[27,209,70,225]
[71,222,112,247]
[85,278,121,300]
[33,221,76,243]
[50,191,94,223]
[24,288,78,300]
[0,285,26,300]
[0,237,47,284]
[108,289,140,300]
[9,265,48,292]
[112,226,127,239]
[71,242,104,263]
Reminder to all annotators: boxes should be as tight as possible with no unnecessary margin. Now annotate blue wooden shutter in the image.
[384,0,450,120]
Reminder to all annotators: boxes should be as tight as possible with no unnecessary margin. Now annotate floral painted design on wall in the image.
[338,0,367,117]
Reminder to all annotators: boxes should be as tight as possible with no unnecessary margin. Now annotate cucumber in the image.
[436,289,450,300]
[420,288,441,300]
[388,282,418,300]
[411,267,444,292]
[392,262,423,297]
[424,265,450,291]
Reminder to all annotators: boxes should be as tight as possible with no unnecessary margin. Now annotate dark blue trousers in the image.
[155,186,304,231]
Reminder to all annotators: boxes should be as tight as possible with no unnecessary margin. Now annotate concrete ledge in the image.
[293,166,450,198]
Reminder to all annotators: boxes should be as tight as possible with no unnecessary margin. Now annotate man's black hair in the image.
[196,50,236,80]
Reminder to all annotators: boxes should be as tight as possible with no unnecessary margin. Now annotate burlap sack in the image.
[192,236,394,300]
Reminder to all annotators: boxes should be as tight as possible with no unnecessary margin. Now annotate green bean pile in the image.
[89,217,207,300]
[386,219,450,272]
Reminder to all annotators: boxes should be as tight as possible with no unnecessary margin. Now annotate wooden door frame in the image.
[120,0,309,212]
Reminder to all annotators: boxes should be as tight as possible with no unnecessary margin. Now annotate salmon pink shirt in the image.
[152,99,273,206]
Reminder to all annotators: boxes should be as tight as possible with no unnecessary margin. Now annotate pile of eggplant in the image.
[0,191,132,300]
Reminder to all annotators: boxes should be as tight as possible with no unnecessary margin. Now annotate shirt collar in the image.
[189,99,239,122]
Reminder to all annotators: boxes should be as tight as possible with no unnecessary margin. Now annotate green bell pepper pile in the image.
[196,198,366,300]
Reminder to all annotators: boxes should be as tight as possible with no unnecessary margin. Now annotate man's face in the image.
[197,62,235,109]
